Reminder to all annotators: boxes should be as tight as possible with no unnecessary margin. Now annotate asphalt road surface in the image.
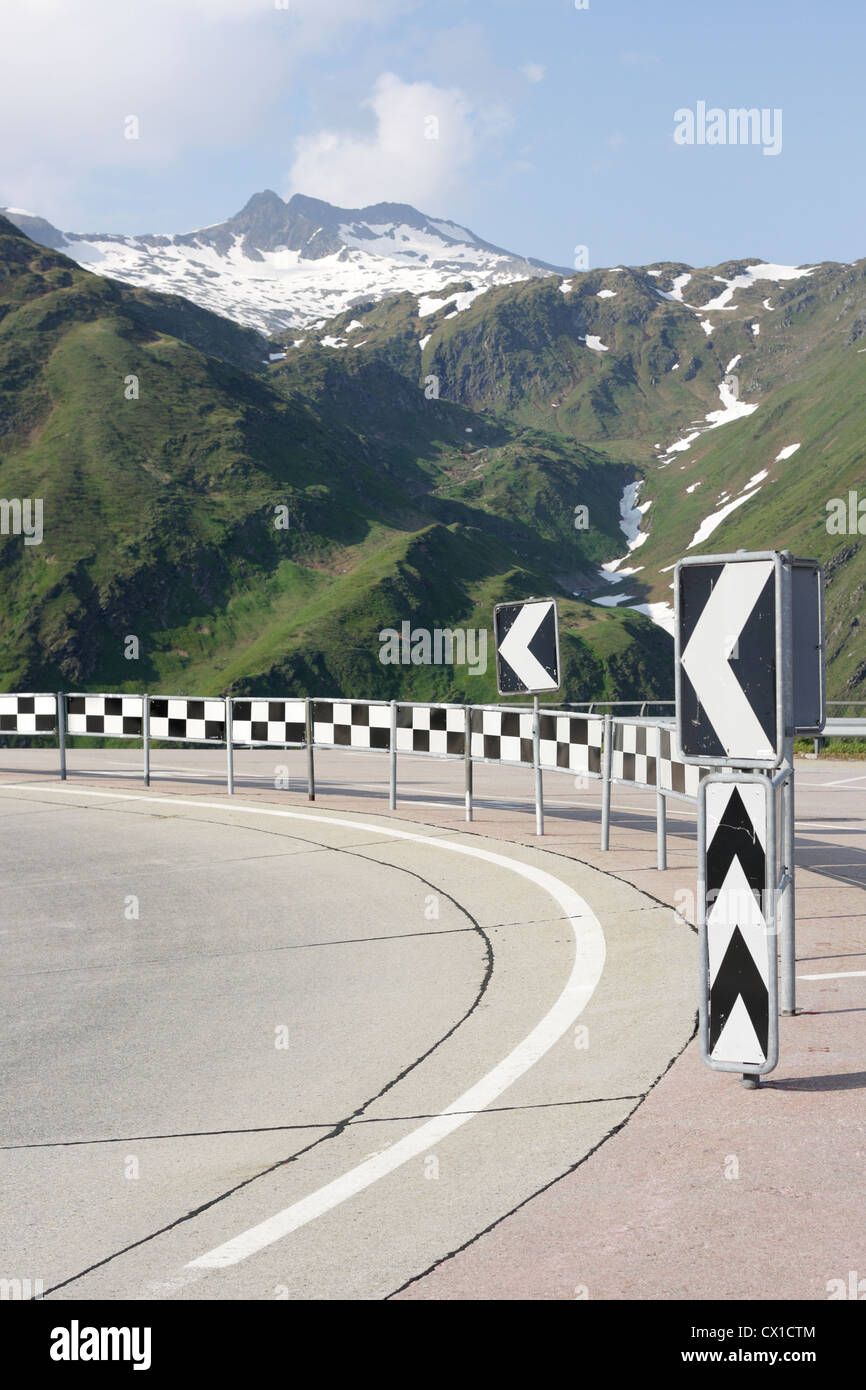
[0,774,694,1300]
[1,746,862,1301]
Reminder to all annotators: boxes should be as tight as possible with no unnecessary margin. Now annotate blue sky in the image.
[1,0,864,269]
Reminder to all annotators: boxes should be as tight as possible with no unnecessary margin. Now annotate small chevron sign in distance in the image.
[699,776,779,1075]
[494,599,561,696]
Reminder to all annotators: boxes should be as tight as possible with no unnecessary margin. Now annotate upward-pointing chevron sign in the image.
[700,777,778,1074]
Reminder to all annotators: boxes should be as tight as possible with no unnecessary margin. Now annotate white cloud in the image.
[0,0,413,219]
[287,73,481,209]
[521,63,546,83]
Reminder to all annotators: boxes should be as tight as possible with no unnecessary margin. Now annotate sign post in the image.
[493,598,561,836]
[676,551,825,1084]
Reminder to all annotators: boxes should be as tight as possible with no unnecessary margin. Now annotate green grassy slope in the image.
[302,256,865,697]
[0,217,671,703]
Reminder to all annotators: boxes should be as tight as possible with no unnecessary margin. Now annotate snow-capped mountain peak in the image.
[2,192,565,335]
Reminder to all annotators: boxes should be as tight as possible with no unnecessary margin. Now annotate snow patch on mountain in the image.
[600,481,653,571]
[656,271,693,304]
[417,286,486,317]
[696,262,814,312]
[658,376,758,462]
[630,601,675,636]
[687,488,762,549]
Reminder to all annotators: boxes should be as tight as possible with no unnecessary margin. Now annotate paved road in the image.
[0,777,693,1300]
[0,748,862,1300]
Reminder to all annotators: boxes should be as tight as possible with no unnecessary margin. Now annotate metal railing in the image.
[3,690,863,872]
[811,703,866,751]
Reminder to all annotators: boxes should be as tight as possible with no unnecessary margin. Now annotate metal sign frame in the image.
[697,770,780,1076]
[674,550,788,769]
[790,556,826,735]
[493,596,562,698]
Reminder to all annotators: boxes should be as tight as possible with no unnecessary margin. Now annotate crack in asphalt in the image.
[385,1015,700,1300]
[2,1094,645,1151]
[26,812,495,1298]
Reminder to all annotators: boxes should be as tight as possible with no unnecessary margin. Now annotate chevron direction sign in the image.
[676,553,783,766]
[675,551,826,768]
[698,775,780,1075]
[494,599,561,696]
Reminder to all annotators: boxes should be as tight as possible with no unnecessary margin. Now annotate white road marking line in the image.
[816,775,866,788]
[72,768,209,781]
[0,782,606,1270]
[797,970,866,980]
[795,821,866,832]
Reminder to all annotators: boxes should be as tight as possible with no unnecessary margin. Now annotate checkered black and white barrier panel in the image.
[231,699,306,746]
[470,706,535,766]
[612,722,711,796]
[396,704,465,757]
[66,694,143,738]
[313,700,391,750]
[148,697,225,742]
[0,693,57,734]
[469,708,604,773]
[538,712,604,775]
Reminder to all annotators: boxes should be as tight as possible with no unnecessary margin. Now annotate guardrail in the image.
[812,707,866,752]
[2,692,863,871]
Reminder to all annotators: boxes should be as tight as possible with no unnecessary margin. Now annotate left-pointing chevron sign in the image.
[699,776,779,1074]
[676,554,781,767]
[494,599,561,695]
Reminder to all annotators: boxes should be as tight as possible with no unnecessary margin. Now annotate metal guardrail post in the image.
[533,694,544,836]
[225,697,234,796]
[305,698,315,801]
[780,753,796,1014]
[601,712,612,850]
[656,790,667,870]
[57,692,67,780]
[780,555,797,1016]
[389,700,397,810]
[464,706,473,823]
[143,694,150,787]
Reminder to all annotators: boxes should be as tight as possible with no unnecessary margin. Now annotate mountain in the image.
[0,214,668,704]
[0,192,566,336]
[301,253,865,698]
[2,197,862,707]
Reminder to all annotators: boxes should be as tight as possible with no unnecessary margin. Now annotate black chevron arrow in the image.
[706,786,765,909]
[708,924,769,1058]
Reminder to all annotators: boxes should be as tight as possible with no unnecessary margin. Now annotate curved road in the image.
[0,783,695,1299]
